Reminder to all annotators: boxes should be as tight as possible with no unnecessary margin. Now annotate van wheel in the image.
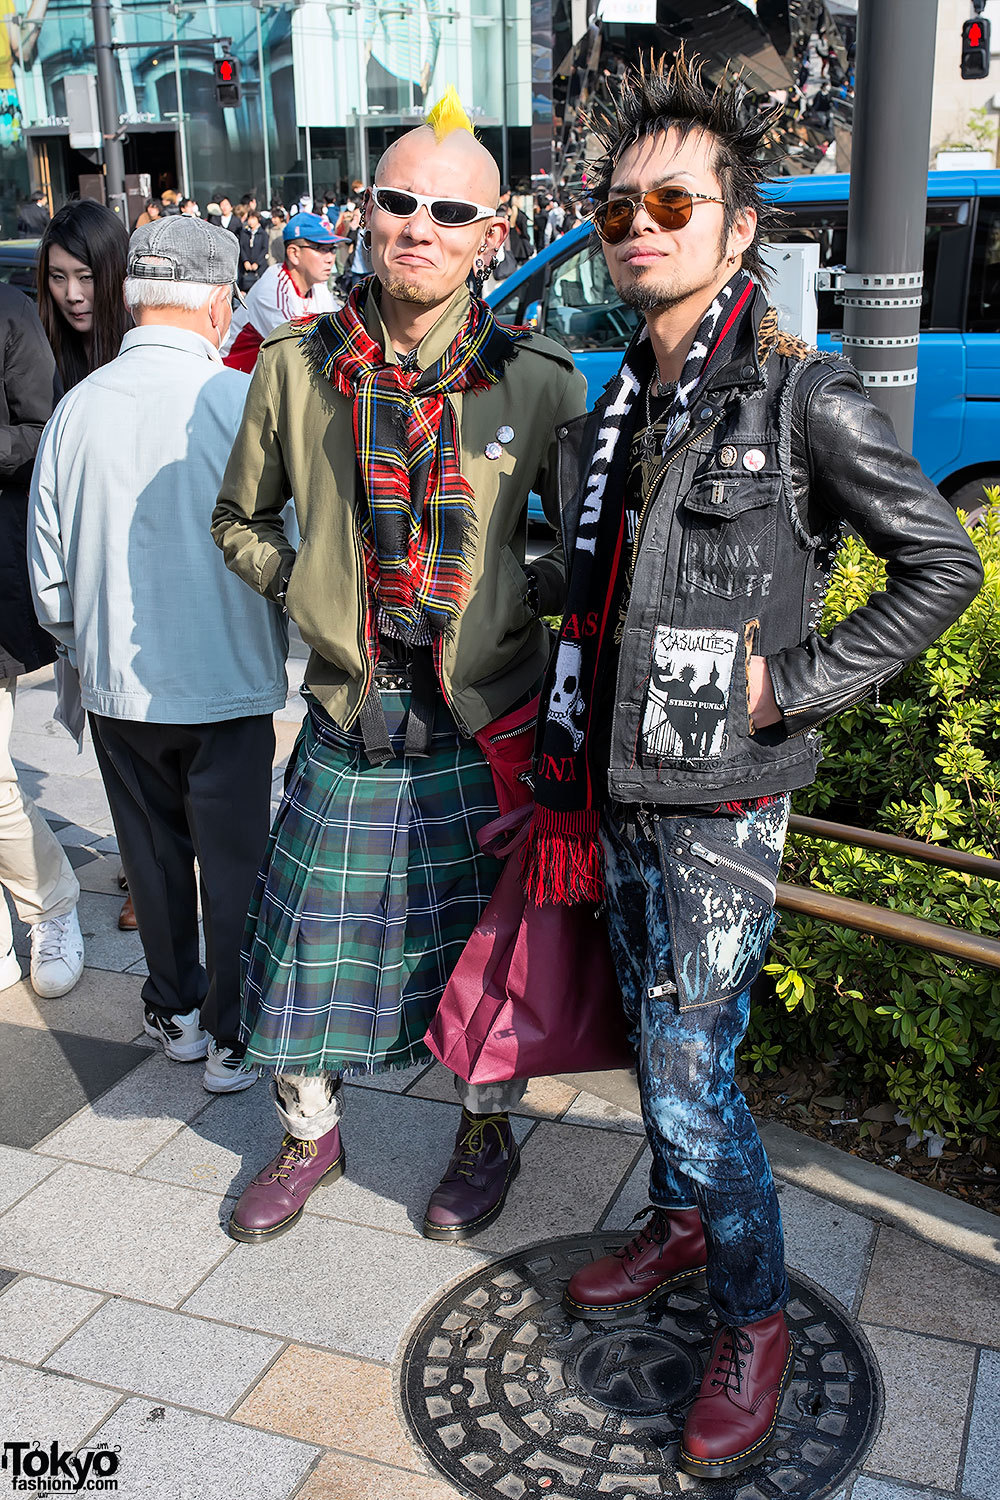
[947,476,1000,519]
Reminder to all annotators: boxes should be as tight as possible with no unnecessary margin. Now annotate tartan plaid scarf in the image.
[522,271,755,905]
[300,282,526,647]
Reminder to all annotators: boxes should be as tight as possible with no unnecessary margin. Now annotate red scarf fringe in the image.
[521,807,605,906]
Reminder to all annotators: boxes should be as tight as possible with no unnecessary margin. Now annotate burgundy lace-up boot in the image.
[563,1205,707,1319]
[679,1311,794,1479]
[423,1109,520,1242]
[227,1126,346,1244]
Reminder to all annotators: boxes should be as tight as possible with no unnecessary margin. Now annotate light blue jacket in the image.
[29,325,287,724]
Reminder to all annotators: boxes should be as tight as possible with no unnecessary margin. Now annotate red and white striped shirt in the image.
[223,263,338,372]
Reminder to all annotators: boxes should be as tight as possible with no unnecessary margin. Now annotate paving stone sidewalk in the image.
[1,664,998,1500]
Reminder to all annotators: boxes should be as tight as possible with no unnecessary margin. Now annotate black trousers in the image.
[90,713,275,1048]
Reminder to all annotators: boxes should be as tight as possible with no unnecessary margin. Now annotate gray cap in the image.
[127,215,239,289]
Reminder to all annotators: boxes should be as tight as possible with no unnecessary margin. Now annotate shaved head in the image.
[367,124,506,319]
[376,125,501,209]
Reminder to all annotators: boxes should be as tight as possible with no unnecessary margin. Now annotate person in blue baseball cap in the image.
[224,210,345,371]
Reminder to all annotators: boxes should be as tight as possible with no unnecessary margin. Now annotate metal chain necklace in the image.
[639,372,682,462]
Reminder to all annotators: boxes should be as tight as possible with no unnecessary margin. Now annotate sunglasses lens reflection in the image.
[376,189,419,217]
[648,189,694,229]
[430,199,479,226]
[595,188,695,243]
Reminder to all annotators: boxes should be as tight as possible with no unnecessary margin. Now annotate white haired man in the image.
[29,216,288,1092]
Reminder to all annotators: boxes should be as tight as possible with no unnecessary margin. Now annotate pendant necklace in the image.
[640,372,685,462]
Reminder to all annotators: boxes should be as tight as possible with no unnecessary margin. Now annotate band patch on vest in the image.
[642,626,737,760]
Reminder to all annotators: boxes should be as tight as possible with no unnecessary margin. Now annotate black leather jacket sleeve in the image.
[766,363,985,735]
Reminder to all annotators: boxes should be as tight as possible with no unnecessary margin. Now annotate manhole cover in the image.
[399,1234,883,1500]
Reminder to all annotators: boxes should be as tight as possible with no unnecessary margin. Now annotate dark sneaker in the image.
[142,1005,209,1062]
[228,1126,346,1243]
[563,1205,707,1319]
[203,1041,258,1094]
[423,1109,520,1242]
[679,1311,794,1479]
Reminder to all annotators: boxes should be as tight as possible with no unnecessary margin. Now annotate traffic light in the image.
[214,54,242,107]
[961,16,991,79]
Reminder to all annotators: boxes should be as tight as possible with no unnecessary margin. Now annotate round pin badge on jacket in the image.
[496,425,514,444]
[719,445,738,468]
[743,448,766,472]
[485,442,502,460]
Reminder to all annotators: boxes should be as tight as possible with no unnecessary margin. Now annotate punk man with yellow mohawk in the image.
[212,94,586,1243]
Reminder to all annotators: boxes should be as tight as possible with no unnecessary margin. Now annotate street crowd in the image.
[0,55,984,1483]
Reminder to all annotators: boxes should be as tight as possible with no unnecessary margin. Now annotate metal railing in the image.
[777,813,1000,970]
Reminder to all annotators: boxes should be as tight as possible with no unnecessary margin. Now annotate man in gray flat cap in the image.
[30,215,287,1093]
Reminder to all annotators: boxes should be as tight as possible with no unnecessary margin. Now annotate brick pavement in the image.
[0,664,997,1500]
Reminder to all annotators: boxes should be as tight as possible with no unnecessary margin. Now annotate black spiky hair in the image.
[586,49,783,284]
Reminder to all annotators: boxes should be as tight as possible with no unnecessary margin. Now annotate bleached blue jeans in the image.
[601,796,790,1326]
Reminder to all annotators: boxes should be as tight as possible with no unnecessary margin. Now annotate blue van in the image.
[489,171,1000,516]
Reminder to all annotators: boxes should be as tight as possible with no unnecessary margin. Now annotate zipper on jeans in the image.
[684,838,777,904]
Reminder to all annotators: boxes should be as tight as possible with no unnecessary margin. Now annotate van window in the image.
[540,240,639,352]
[768,200,970,333]
[491,277,530,326]
[0,260,37,296]
[966,198,1000,332]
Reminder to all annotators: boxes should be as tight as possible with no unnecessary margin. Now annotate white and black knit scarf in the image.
[522,270,755,905]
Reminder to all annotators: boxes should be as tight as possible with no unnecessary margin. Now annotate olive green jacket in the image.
[211,286,586,734]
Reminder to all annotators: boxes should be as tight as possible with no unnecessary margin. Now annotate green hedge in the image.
[745,503,1000,1147]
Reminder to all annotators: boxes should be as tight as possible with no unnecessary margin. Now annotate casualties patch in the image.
[642,626,737,760]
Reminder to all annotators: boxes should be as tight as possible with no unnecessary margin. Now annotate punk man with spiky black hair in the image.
[524,53,983,1478]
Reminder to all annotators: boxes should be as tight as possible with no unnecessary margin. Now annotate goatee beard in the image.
[381,275,439,306]
[618,280,682,313]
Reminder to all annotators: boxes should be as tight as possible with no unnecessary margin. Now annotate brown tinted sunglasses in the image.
[593,187,724,244]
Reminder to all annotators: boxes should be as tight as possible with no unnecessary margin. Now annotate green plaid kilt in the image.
[240,693,499,1076]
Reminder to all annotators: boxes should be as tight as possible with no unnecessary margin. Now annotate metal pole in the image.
[305,123,313,203]
[90,0,127,219]
[354,10,369,185]
[500,0,509,185]
[255,3,272,205]
[842,0,938,451]
[172,10,190,196]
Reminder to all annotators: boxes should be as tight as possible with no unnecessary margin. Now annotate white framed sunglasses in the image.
[371,185,497,228]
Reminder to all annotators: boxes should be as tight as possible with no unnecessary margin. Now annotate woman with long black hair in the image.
[36,200,135,927]
[37,200,129,391]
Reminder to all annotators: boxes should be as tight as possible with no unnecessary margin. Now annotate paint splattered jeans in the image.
[601,795,791,1327]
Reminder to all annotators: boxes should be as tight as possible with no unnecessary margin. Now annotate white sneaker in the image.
[143,1005,209,1062]
[0,947,23,993]
[29,908,85,998]
[204,1041,259,1094]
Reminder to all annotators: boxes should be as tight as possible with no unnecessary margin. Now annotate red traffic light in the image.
[214,53,242,106]
[962,16,991,79]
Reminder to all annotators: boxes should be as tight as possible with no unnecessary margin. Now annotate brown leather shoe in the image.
[679,1311,794,1479]
[118,895,137,931]
[228,1126,346,1243]
[563,1206,707,1320]
[423,1109,519,1242]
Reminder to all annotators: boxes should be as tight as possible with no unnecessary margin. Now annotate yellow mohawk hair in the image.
[424,85,474,141]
